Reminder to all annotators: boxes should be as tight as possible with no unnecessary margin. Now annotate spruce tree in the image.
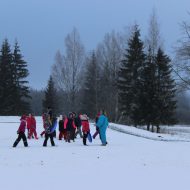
[81,52,100,118]
[12,41,30,114]
[140,48,157,130]
[118,25,145,126]
[154,48,177,131]
[0,39,15,115]
[43,76,58,115]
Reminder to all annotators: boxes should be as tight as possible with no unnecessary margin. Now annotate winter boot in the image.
[24,141,28,147]
[13,141,18,147]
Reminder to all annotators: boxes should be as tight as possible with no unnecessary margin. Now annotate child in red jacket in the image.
[13,115,28,147]
[80,114,90,146]
[28,114,38,139]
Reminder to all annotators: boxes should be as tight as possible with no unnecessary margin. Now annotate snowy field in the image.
[109,123,190,142]
[1,117,190,190]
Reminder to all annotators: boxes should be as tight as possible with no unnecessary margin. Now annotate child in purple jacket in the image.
[13,115,28,147]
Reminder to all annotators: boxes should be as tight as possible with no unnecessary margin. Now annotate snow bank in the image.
[109,123,190,142]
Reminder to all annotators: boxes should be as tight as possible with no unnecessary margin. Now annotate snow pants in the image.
[93,127,100,139]
[75,127,83,138]
[66,131,71,142]
[43,133,55,146]
[99,127,107,145]
[59,131,63,140]
[70,128,76,141]
[59,130,67,140]
[52,131,56,138]
[83,132,89,145]
[29,128,38,139]
[13,132,28,147]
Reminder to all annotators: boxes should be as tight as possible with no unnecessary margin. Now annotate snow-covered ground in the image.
[1,116,190,190]
[109,123,190,142]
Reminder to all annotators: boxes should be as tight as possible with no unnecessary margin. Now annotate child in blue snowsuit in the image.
[96,112,109,146]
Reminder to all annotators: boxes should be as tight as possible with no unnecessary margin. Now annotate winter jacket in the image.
[50,118,57,133]
[17,119,27,133]
[74,117,82,128]
[64,118,76,131]
[59,120,64,132]
[26,117,30,129]
[43,114,51,129]
[81,120,90,133]
[27,116,36,129]
[96,115,108,130]
[45,118,57,134]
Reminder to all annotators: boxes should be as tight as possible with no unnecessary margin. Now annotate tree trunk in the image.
[114,92,119,123]
[147,123,150,131]
[151,125,154,132]
[156,125,160,133]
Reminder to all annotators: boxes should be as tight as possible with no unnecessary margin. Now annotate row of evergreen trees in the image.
[80,26,176,130]
[118,26,176,131]
[0,39,30,115]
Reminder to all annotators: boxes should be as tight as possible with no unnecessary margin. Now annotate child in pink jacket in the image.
[13,115,28,147]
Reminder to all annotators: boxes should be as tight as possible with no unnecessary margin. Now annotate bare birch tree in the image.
[145,9,163,56]
[96,30,125,121]
[175,16,190,89]
[52,27,85,110]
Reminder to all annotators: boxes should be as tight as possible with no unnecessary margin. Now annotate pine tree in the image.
[81,52,101,118]
[12,41,30,114]
[140,47,157,130]
[154,48,177,131]
[118,25,145,126]
[43,76,58,115]
[0,39,15,115]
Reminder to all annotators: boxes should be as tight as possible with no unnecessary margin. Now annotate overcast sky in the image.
[0,0,189,89]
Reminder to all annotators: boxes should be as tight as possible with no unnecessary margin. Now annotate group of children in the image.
[57,112,90,145]
[13,109,109,147]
